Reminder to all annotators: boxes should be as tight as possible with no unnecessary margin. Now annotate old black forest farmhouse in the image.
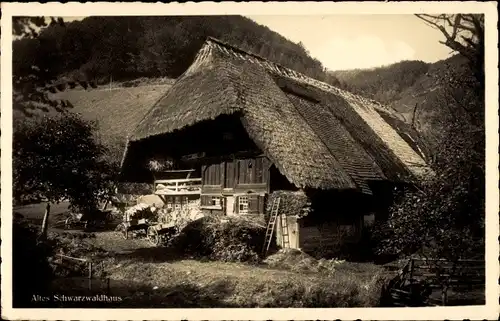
[118,37,434,253]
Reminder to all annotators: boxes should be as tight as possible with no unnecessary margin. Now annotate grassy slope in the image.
[106,258,385,308]
[15,203,386,308]
[14,201,71,227]
[51,80,173,139]
[13,80,174,164]
[79,232,386,308]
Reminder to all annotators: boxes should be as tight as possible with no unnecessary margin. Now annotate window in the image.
[211,196,221,207]
[239,196,249,214]
[166,196,173,209]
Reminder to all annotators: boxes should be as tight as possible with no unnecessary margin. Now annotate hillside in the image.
[13,16,338,89]
[331,55,471,145]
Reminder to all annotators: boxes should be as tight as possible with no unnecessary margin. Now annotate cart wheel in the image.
[147,226,160,246]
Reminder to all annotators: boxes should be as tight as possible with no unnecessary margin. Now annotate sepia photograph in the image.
[1,2,498,320]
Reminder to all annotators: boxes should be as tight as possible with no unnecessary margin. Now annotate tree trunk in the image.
[39,202,51,239]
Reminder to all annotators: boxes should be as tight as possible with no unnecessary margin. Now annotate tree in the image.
[375,14,485,298]
[415,14,484,83]
[12,16,77,117]
[13,114,118,238]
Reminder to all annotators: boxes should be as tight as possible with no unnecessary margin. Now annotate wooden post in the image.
[39,203,51,239]
[441,286,448,306]
[409,259,415,284]
[88,262,93,291]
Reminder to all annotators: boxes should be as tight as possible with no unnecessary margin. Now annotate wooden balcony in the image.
[154,178,202,195]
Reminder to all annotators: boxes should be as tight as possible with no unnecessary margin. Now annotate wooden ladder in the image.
[262,197,281,255]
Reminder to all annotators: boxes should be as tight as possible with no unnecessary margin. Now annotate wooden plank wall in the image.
[298,221,361,253]
[202,156,270,190]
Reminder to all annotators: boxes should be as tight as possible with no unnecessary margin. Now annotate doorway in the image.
[225,196,235,216]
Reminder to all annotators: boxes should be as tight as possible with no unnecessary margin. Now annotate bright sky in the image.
[62,15,452,71]
[246,15,453,71]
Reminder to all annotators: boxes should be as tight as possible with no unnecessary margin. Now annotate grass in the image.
[98,258,387,308]
[51,84,171,141]
[15,203,388,307]
[44,230,388,308]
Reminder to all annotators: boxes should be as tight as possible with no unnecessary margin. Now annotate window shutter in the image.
[248,195,259,214]
[201,195,210,206]
[258,195,265,214]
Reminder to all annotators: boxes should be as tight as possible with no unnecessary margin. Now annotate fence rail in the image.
[55,254,110,294]
[385,257,485,306]
[154,178,202,195]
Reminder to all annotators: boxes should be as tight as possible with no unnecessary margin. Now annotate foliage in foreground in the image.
[12,217,55,307]
[106,258,388,308]
[170,216,266,263]
[13,113,118,212]
[376,62,485,262]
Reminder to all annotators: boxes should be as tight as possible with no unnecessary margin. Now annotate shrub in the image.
[12,216,55,307]
[267,190,311,218]
[170,216,265,262]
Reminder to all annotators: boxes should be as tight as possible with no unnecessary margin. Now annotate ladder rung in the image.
[262,197,282,255]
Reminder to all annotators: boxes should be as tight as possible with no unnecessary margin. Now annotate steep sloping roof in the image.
[123,37,433,192]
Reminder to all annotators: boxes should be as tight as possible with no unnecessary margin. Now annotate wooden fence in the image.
[55,254,110,294]
[385,258,485,306]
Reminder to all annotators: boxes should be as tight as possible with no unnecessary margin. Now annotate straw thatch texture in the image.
[121,37,433,190]
[233,60,357,190]
[205,38,432,180]
[284,92,385,194]
[374,108,432,162]
[131,61,240,141]
[331,89,431,179]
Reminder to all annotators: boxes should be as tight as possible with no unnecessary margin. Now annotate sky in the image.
[61,15,452,71]
[246,15,452,71]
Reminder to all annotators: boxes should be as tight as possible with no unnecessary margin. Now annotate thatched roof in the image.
[51,83,171,162]
[121,37,433,193]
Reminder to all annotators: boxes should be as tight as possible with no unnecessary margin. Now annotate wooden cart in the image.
[146,222,178,246]
[115,218,150,240]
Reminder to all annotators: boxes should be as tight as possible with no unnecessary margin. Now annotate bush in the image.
[267,190,311,218]
[375,63,484,265]
[170,216,266,263]
[12,216,55,307]
[46,232,109,278]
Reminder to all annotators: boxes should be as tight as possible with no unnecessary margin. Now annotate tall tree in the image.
[377,14,485,270]
[14,114,118,238]
[415,14,484,83]
[12,16,77,116]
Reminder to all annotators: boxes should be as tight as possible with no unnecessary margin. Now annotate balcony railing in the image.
[154,178,202,195]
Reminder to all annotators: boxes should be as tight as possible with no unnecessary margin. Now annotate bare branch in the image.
[415,14,451,40]
[450,15,462,39]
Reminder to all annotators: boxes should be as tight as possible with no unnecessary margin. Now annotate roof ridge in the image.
[205,37,387,109]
